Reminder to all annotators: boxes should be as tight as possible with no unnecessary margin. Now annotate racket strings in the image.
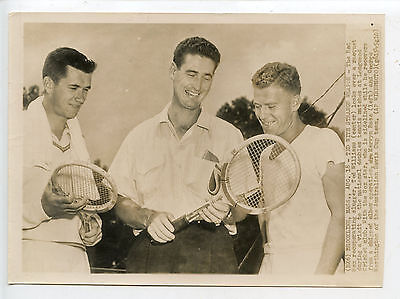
[226,137,299,212]
[227,138,273,210]
[53,165,114,211]
[260,146,298,209]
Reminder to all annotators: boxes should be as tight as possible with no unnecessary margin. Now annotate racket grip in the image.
[149,216,190,245]
[171,216,190,233]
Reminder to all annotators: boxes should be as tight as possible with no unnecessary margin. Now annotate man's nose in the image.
[74,89,86,103]
[259,106,271,118]
[192,77,202,90]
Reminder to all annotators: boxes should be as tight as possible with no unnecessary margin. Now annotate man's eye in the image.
[187,73,196,77]
[203,76,212,81]
[268,105,276,109]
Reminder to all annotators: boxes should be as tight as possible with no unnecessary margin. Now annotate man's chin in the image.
[261,126,276,135]
[182,102,201,111]
[66,112,79,119]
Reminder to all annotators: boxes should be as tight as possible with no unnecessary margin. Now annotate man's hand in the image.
[41,182,87,217]
[147,212,176,243]
[198,197,231,225]
[79,213,102,246]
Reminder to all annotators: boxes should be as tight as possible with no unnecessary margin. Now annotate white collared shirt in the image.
[109,104,244,222]
[23,97,91,245]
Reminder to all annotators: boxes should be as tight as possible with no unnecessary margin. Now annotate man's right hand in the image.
[41,182,87,217]
[147,212,176,243]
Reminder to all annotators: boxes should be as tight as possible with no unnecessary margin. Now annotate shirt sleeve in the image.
[23,165,52,229]
[315,128,345,177]
[108,132,142,207]
[22,107,52,229]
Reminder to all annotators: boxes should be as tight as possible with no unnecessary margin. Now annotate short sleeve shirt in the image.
[268,125,345,252]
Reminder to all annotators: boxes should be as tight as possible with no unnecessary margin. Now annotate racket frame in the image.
[50,160,118,213]
[220,133,301,215]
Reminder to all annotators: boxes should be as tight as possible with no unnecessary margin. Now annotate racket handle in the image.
[171,202,210,233]
[171,216,191,234]
[149,216,190,245]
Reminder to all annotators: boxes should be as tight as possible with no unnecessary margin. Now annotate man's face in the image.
[253,84,299,138]
[171,54,216,111]
[47,65,92,120]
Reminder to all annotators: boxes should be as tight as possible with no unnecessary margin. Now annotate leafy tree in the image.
[298,98,344,143]
[23,85,40,110]
[298,97,327,128]
[216,97,263,139]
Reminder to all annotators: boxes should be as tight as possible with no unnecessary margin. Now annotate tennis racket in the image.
[170,134,301,233]
[51,161,118,232]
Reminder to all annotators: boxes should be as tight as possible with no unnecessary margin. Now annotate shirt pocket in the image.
[135,154,164,200]
[184,156,217,197]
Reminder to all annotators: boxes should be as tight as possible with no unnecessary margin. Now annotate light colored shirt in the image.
[23,96,91,245]
[266,125,345,273]
[109,104,244,225]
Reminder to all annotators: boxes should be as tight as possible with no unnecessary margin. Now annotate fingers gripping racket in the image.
[171,134,301,234]
[51,161,118,232]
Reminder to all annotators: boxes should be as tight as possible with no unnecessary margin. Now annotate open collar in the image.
[158,102,211,131]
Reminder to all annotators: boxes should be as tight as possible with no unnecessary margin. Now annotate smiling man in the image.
[252,62,345,275]
[109,37,244,273]
[23,47,101,272]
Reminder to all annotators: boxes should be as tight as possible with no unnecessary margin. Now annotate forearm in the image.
[114,195,156,230]
[315,215,344,274]
[317,161,345,274]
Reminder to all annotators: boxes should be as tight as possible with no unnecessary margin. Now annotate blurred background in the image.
[23,22,345,273]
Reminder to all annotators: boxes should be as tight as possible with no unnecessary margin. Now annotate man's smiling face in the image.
[171,53,216,111]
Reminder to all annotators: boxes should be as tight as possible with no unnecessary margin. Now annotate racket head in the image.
[51,161,118,213]
[221,134,300,215]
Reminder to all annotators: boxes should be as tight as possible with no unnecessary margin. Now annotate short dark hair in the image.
[42,47,97,83]
[173,37,221,69]
[252,62,301,95]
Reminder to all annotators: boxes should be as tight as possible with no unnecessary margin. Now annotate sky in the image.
[24,22,345,166]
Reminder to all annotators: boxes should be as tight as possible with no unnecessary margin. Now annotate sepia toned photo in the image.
[8,13,384,287]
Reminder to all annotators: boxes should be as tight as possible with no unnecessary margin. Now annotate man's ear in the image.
[169,62,178,80]
[291,95,301,112]
[43,76,55,94]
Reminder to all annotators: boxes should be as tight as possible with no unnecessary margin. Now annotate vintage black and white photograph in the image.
[8,13,384,287]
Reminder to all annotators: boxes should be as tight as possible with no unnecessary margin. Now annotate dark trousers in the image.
[126,222,239,273]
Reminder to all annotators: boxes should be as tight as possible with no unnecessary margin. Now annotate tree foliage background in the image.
[23,85,40,110]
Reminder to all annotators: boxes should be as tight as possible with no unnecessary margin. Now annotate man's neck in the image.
[280,114,306,143]
[168,100,201,140]
[42,95,67,140]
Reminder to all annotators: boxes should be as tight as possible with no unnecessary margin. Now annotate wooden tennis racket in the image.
[171,134,301,233]
[50,161,118,232]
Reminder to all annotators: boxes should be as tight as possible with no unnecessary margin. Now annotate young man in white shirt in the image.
[23,47,101,272]
[252,62,345,275]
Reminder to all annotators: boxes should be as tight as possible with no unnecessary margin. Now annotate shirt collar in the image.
[158,103,211,131]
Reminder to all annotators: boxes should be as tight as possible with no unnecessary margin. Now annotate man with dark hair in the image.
[252,62,345,275]
[23,47,101,272]
[109,37,245,273]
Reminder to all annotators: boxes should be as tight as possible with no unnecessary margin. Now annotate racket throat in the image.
[79,212,93,233]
